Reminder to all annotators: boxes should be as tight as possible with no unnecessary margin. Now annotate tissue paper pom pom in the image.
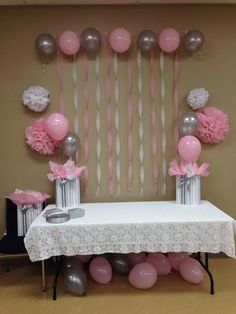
[22,85,49,112]
[187,88,209,110]
[197,107,229,144]
[25,118,60,155]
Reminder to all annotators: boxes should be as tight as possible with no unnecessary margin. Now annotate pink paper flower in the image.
[8,189,50,206]
[197,107,229,144]
[48,159,86,181]
[25,118,60,155]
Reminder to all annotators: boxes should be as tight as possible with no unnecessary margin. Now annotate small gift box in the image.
[169,159,209,206]
[8,189,50,236]
[176,175,201,205]
[48,159,86,209]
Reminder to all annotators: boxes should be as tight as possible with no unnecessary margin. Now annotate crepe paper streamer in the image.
[150,51,159,196]
[137,49,145,195]
[95,53,102,196]
[174,51,180,151]
[113,53,121,195]
[72,56,80,163]
[127,51,133,193]
[160,51,167,195]
[83,53,90,195]
[56,51,65,115]
[105,34,113,197]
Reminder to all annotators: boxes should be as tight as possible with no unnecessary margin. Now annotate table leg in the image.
[196,252,215,295]
[53,256,64,301]
[41,260,46,293]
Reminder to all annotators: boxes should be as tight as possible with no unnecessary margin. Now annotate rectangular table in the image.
[24,200,236,297]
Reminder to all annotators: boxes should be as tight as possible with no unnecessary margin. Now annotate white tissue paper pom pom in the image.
[22,85,50,112]
[187,88,209,110]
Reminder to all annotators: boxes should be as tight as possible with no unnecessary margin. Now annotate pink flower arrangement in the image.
[8,189,50,206]
[197,107,229,144]
[25,118,60,155]
[47,159,86,181]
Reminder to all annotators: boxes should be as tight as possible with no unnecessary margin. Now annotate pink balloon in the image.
[46,113,69,141]
[167,252,189,271]
[178,135,201,163]
[146,253,171,276]
[158,28,180,53]
[109,28,131,53]
[75,255,92,263]
[179,257,204,284]
[89,257,112,285]
[59,31,80,55]
[128,262,157,289]
[127,252,146,267]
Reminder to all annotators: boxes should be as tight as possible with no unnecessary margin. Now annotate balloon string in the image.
[160,51,167,195]
[150,51,158,196]
[72,55,79,164]
[105,34,113,197]
[127,51,133,193]
[174,51,180,151]
[56,51,65,115]
[137,49,145,195]
[113,53,121,196]
[83,53,89,196]
[95,53,102,196]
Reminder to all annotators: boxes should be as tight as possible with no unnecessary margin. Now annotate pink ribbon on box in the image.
[169,159,209,177]
[8,189,50,206]
[48,159,86,182]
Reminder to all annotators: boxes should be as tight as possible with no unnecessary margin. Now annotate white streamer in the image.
[113,53,121,195]
[95,54,102,196]
[137,49,145,195]
[160,52,167,195]
[72,56,79,163]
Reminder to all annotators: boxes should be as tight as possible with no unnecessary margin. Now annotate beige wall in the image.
[0,4,236,233]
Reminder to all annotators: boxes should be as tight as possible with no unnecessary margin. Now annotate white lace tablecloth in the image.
[24,201,236,262]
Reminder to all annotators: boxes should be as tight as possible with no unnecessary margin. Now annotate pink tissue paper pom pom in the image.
[196,107,229,144]
[25,118,60,155]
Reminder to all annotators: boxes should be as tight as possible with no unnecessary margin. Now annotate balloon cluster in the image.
[46,113,80,158]
[63,252,204,295]
[35,28,205,60]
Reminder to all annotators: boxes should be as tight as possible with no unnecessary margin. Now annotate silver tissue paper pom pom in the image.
[22,85,50,112]
[187,88,209,110]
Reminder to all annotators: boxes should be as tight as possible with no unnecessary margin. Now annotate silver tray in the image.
[46,212,70,224]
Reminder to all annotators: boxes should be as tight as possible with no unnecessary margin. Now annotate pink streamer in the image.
[105,34,113,196]
[83,53,90,195]
[150,51,159,196]
[56,51,65,115]
[173,51,180,151]
[127,51,133,193]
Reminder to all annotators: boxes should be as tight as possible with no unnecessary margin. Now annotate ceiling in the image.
[0,0,235,5]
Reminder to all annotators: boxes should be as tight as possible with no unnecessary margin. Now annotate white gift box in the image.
[176,175,201,205]
[17,203,43,236]
[56,178,80,209]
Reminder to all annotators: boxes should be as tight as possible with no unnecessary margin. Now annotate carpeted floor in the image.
[0,258,235,314]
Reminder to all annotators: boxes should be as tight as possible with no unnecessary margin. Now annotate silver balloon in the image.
[179,112,198,136]
[35,33,57,59]
[137,30,157,54]
[183,30,205,53]
[64,266,87,296]
[81,27,101,55]
[109,254,131,276]
[61,132,80,158]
